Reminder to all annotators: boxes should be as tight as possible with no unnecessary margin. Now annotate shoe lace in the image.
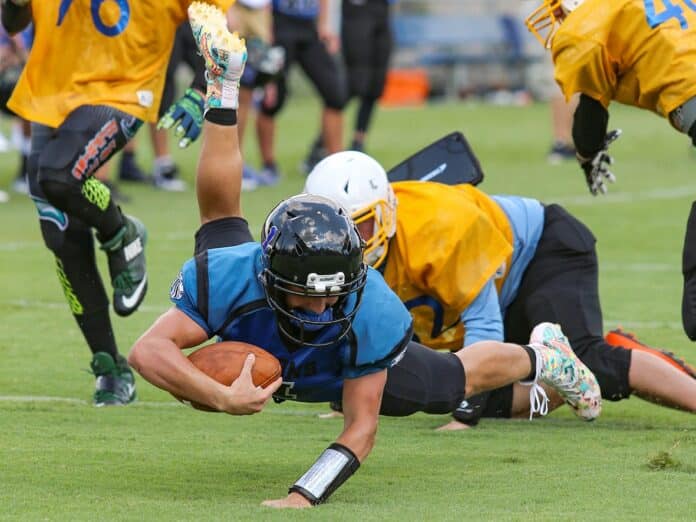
[528,383,549,420]
[113,270,136,290]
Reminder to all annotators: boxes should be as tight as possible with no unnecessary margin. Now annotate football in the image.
[176,341,282,411]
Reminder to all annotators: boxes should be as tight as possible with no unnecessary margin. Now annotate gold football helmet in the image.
[526,0,585,48]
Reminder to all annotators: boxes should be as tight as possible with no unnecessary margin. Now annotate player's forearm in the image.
[1,0,31,35]
[286,416,375,505]
[128,337,228,410]
[335,416,378,462]
[573,94,609,160]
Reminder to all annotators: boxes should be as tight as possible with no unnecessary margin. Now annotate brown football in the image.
[175,341,282,411]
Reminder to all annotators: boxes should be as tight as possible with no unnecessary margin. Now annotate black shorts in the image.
[262,13,347,112]
[341,0,392,99]
[503,204,632,401]
[28,105,142,198]
[380,342,465,417]
[193,217,255,255]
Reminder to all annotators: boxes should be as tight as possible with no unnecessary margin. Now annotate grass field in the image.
[1,97,695,521]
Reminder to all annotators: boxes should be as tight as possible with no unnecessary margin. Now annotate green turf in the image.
[1,98,695,520]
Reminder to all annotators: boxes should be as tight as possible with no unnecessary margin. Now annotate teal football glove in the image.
[157,88,204,148]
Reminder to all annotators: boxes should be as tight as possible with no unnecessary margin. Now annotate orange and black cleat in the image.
[605,328,696,379]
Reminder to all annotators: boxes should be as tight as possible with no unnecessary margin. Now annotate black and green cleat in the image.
[90,352,137,407]
[100,214,148,317]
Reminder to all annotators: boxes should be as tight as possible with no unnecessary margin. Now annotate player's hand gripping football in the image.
[157,88,205,148]
[578,129,622,195]
[220,354,282,415]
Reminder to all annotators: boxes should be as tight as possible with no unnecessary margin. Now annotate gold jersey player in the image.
[1,0,231,406]
[525,0,696,342]
[305,151,696,426]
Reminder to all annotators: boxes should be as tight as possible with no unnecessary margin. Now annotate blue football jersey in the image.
[170,243,413,403]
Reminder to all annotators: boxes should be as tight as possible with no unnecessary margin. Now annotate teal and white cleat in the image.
[529,322,602,421]
[188,1,247,111]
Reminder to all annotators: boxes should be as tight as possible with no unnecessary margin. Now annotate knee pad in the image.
[33,198,70,253]
[323,87,348,111]
[35,199,92,259]
[259,80,287,117]
[38,178,81,211]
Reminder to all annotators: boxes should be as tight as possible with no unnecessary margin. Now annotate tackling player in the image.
[525,0,696,342]
[304,151,696,427]
[1,0,232,405]
[127,3,601,508]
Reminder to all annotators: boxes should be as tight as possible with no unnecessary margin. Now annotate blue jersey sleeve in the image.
[343,268,413,379]
[169,258,212,337]
[461,278,504,346]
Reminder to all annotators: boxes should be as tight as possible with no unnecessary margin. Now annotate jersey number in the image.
[58,0,130,37]
[644,0,696,28]
[404,295,450,339]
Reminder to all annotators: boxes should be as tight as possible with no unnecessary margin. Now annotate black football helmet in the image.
[260,194,368,347]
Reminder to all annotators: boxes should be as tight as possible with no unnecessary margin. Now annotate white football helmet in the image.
[525,0,585,48]
[304,151,397,269]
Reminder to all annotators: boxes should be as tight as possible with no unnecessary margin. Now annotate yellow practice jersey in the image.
[552,0,696,117]
[9,0,233,127]
[382,182,513,351]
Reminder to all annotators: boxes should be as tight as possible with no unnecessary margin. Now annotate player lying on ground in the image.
[525,0,696,342]
[304,151,696,428]
[127,3,601,509]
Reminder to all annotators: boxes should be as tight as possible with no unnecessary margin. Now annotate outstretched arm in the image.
[573,94,621,195]
[263,369,387,509]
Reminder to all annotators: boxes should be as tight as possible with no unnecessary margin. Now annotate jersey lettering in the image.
[276,381,297,400]
[404,294,458,339]
[643,0,696,28]
[58,0,131,37]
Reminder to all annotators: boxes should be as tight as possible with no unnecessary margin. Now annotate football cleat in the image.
[90,352,136,406]
[188,1,247,111]
[605,328,696,379]
[100,214,148,316]
[529,322,602,421]
[547,141,576,165]
[256,163,281,186]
